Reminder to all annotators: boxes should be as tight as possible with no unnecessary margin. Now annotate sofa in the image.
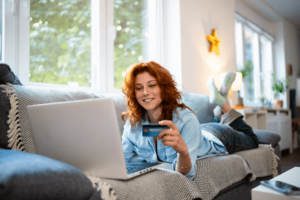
[0,83,282,200]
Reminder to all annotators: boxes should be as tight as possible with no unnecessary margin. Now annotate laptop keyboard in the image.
[126,163,162,175]
[127,166,150,174]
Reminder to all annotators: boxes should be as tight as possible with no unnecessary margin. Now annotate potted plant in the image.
[271,73,291,108]
[259,94,266,108]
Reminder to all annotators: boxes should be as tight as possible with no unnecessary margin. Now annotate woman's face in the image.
[135,72,162,114]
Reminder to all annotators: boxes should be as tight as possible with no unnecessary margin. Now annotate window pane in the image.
[30,0,91,87]
[260,35,273,101]
[244,26,260,103]
[114,0,149,89]
[235,19,243,71]
[0,0,2,61]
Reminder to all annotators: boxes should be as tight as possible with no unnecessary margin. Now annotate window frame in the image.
[235,13,275,107]
[3,0,161,94]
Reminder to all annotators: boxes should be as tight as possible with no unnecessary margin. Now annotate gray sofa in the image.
[0,84,281,200]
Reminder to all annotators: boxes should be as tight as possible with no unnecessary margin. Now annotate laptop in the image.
[26,98,163,180]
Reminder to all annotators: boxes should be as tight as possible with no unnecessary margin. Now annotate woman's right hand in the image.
[158,120,189,156]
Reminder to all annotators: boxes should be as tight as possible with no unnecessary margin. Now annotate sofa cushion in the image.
[0,149,100,200]
[253,129,281,146]
[182,92,216,124]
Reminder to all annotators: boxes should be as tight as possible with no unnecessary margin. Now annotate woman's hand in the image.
[157,120,189,156]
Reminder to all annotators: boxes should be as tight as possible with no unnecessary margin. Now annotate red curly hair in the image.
[121,61,193,125]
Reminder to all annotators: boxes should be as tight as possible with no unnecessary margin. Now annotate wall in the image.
[283,20,299,108]
[179,0,236,95]
[298,34,300,106]
[235,0,276,37]
[235,0,300,108]
[163,0,299,107]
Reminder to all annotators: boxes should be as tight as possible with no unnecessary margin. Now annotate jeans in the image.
[200,117,259,154]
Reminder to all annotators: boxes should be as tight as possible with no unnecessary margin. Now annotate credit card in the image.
[142,124,170,137]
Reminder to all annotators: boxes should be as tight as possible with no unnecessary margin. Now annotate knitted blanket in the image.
[1,84,278,200]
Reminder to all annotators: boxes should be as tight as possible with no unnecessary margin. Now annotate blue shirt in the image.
[121,107,228,180]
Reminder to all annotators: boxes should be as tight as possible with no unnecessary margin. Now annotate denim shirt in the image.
[122,107,228,180]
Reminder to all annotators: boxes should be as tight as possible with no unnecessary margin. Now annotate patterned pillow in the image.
[0,87,10,149]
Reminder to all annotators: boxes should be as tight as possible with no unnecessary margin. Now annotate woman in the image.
[121,61,258,180]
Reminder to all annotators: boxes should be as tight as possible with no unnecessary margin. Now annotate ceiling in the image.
[240,0,300,32]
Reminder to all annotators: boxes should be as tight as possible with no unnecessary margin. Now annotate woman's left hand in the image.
[157,120,189,156]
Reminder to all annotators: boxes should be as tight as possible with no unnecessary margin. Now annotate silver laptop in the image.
[26,98,163,179]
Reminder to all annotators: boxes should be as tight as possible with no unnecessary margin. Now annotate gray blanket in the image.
[2,84,278,200]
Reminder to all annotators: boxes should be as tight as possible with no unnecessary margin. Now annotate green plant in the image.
[259,94,266,101]
[238,61,254,100]
[238,61,253,80]
[271,73,291,98]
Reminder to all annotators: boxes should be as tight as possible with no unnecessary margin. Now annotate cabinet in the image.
[267,109,292,153]
[236,109,268,130]
[236,108,292,153]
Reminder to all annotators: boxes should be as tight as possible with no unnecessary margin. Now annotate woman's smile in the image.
[143,98,154,102]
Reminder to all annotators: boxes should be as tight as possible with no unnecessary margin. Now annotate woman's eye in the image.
[136,88,142,91]
[150,85,156,87]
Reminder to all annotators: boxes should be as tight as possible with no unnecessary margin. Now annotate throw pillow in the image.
[0,62,22,85]
[0,87,10,149]
[0,149,100,200]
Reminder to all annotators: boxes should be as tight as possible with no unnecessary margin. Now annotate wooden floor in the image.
[280,147,300,173]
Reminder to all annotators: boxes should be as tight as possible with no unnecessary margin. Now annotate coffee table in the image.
[252,167,300,200]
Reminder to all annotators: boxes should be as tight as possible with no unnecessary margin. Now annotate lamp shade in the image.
[219,72,243,91]
[231,72,243,91]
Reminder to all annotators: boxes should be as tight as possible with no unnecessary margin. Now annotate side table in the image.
[252,167,300,200]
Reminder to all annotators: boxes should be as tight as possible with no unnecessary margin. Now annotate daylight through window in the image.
[235,14,274,107]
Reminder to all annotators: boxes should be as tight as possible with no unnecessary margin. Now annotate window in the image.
[3,0,160,93]
[235,14,274,106]
[30,0,92,87]
[114,0,149,89]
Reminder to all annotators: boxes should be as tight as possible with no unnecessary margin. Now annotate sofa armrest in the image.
[253,129,281,147]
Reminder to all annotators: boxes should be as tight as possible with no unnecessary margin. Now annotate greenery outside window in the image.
[3,0,159,93]
[114,0,149,90]
[30,0,92,87]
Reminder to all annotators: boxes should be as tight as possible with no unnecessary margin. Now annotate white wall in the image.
[298,34,300,106]
[163,0,299,108]
[283,21,299,89]
[235,0,276,37]
[179,0,236,95]
[283,20,299,108]
[235,0,300,108]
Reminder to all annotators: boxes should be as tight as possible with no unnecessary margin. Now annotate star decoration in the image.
[206,29,221,55]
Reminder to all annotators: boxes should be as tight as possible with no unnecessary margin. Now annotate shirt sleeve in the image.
[171,113,201,180]
[121,121,137,163]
